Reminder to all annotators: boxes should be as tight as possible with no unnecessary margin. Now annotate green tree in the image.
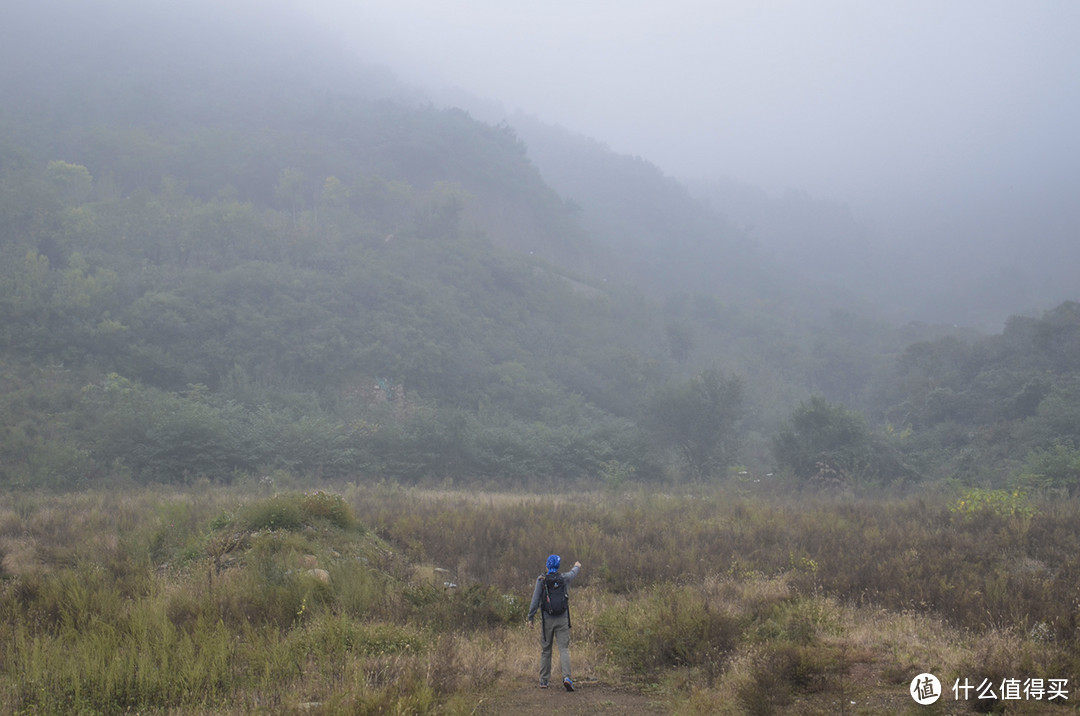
[53,252,118,318]
[645,369,744,480]
[773,395,879,485]
[83,376,255,483]
[1014,443,1080,496]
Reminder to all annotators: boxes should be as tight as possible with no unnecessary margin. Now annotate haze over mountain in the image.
[314,0,1080,328]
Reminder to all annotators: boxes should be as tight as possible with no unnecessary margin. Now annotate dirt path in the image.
[473,676,669,715]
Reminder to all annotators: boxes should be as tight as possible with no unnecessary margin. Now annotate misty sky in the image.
[302,0,1080,213]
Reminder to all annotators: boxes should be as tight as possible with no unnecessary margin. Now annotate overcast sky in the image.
[301,0,1080,213]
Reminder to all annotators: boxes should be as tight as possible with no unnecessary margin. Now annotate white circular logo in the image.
[910,673,941,705]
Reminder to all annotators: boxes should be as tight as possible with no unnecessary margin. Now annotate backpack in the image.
[542,573,568,616]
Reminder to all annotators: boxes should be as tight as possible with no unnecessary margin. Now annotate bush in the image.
[402,583,525,630]
[234,491,357,532]
[733,643,852,713]
[300,491,357,530]
[950,487,1036,521]
[644,369,744,480]
[297,615,425,658]
[596,585,741,677]
[237,495,304,532]
[1014,442,1080,496]
[773,395,914,487]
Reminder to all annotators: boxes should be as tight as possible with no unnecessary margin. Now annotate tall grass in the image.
[0,484,1077,713]
[351,485,1080,643]
[0,488,520,713]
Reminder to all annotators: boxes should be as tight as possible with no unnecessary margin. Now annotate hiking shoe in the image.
[539,680,548,688]
[563,678,574,692]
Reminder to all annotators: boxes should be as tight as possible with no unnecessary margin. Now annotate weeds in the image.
[596,584,742,678]
[0,484,1077,713]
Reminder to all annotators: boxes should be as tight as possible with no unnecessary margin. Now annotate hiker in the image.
[527,554,582,691]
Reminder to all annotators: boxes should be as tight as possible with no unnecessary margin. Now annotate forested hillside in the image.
[1,1,1077,494]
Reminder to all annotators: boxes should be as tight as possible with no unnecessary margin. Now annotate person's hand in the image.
[527,618,534,628]
[574,561,582,568]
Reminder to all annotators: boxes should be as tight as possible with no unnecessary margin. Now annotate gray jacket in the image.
[527,564,581,622]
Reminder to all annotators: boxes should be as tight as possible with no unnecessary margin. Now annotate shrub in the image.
[599,459,635,491]
[1014,442,1080,496]
[950,488,1036,521]
[596,585,741,678]
[300,490,356,530]
[772,395,877,485]
[402,583,525,630]
[237,495,304,532]
[733,642,851,713]
[233,491,357,532]
[749,596,841,646]
[644,369,744,480]
[297,615,425,658]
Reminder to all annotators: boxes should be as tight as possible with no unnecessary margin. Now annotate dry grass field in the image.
[0,482,1077,714]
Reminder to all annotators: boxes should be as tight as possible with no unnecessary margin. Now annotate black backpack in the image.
[542,573,569,616]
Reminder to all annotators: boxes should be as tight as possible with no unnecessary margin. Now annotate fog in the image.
[298,0,1079,325]
[308,2,1078,202]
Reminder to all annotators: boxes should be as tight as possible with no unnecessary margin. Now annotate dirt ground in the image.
[473,675,669,715]
[469,670,980,716]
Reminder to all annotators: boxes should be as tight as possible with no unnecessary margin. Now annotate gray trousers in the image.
[539,610,572,683]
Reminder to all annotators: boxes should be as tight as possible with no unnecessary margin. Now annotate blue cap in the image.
[546,554,561,573]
